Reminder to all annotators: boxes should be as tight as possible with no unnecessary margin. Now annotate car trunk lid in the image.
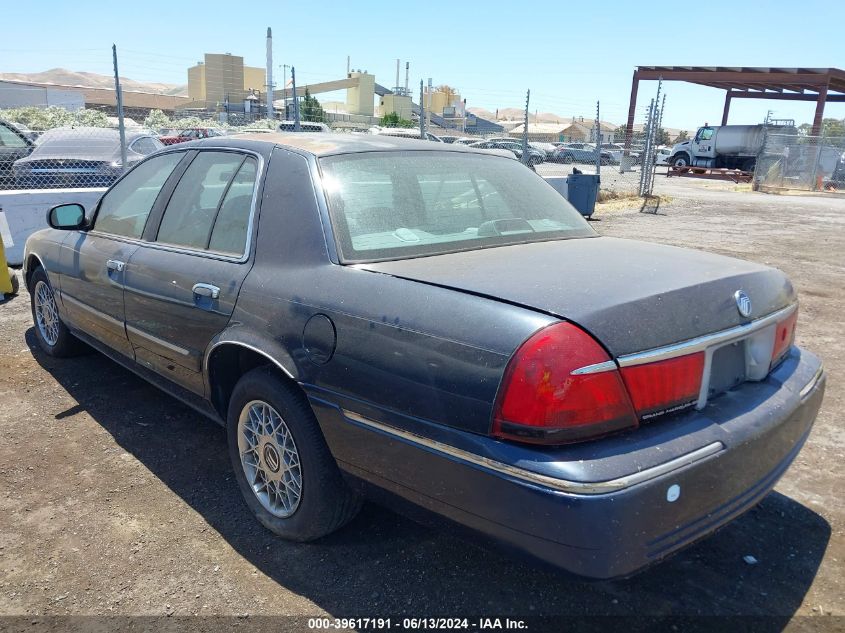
[358,236,795,358]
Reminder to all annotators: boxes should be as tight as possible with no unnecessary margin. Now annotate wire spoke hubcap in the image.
[237,399,302,518]
[34,281,60,346]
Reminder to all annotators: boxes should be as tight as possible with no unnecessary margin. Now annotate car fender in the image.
[203,326,300,389]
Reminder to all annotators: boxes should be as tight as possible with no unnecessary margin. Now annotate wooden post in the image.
[623,69,639,154]
[721,90,733,126]
[811,84,829,136]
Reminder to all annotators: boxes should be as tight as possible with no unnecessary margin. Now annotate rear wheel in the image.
[227,367,361,541]
[29,267,86,357]
[562,154,574,164]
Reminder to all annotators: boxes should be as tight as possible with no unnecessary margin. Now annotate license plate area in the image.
[697,323,778,408]
[708,341,747,395]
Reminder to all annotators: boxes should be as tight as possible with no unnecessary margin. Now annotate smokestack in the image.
[266,27,274,120]
[395,59,400,91]
[347,55,350,76]
[405,62,409,95]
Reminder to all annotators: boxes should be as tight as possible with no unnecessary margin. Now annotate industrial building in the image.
[186,53,267,112]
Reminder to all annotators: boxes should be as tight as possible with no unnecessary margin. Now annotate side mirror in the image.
[47,204,87,230]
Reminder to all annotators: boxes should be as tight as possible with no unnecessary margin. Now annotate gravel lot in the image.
[0,177,843,627]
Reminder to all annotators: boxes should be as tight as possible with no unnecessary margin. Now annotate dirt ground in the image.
[0,177,843,628]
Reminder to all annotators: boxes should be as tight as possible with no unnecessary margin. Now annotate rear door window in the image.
[156,151,257,255]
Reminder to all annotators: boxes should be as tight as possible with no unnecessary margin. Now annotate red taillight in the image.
[771,308,798,365]
[492,323,638,444]
[620,353,704,419]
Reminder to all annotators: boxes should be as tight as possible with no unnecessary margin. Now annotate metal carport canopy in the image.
[623,66,845,144]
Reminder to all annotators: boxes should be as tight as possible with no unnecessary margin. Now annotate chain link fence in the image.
[1,81,664,201]
[512,100,663,200]
[754,133,845,193]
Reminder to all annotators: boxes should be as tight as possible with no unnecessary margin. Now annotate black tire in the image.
[672,153,691,168]
[7,268,19,295]
[227,367,362,541]
[562,154,574,164]
[29,267,86,357]
[741,158,756,172]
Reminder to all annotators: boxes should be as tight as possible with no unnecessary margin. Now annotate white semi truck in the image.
[668,123,795,171]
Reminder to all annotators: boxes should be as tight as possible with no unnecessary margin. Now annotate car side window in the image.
[130,137,161,156]
[0,124,27,148]
[208,157,258,255]
[156,151,251,252]
[93,152,184,238]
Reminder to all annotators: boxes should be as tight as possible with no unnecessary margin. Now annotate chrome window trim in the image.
[616,303,798,368]
[342,409,724,495]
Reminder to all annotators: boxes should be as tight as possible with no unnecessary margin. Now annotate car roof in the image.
[187,132,503,158]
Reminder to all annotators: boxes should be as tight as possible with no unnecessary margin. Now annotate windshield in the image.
[319,151,595,263]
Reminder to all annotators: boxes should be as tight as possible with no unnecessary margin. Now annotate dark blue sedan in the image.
[22,133,825,578]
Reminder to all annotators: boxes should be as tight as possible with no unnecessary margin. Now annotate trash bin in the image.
[566,173,600,217]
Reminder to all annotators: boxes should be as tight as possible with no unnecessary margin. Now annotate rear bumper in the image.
[309,347,824,579]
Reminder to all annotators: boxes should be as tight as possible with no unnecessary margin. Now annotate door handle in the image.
[106,259,125,272]
[192,283,220,299]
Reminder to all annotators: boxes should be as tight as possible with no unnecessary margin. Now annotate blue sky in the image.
[3,0,844,131]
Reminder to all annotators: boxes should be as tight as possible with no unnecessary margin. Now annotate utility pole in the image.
[112,44,127,171]
[426,77,432,131]
[595,101,601,174]
[522,89,530,165]
[265,28,274,120]
[281,64,290,119]
[291,66,300,131]
[419,79,425,139]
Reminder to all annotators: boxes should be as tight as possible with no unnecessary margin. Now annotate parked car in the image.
[277,120,331,133]
[23,134,825,580]
[467,140,545,165]
[555,142,589,149]
[369,126,442,142]
[438,135,461,144]
[483,137,552,156]
[655,146,672,166]
[529,141,558,158]
[13,127,164,189]
[233,127,276,135]
[0,118,35,188]
[551,144,613,165]
[453,137,481,145]
[601,143,640,165]
[159,128,226,146]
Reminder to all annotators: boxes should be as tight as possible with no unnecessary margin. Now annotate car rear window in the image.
[319,151,595,262]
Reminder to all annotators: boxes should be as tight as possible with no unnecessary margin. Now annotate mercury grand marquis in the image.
[23,133,825,579]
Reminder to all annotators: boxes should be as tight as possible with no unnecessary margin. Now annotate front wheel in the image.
[29,267,86,357]
[672,153,691,168]
[227,367,362,541]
